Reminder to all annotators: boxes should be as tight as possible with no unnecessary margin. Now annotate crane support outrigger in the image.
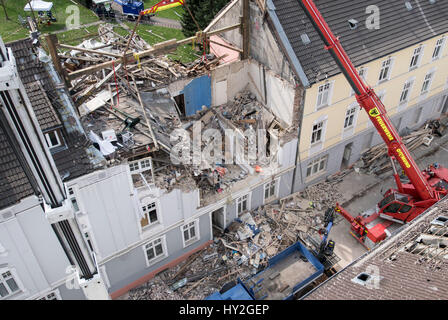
[298,0,448,247]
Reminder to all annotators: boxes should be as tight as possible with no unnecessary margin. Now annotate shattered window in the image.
[183,221,198,245]
[141,202,158,229]
[311,121,324,144]
[145,238,164,263]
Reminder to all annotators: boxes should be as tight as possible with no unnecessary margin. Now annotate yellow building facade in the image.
[297,33,448,184]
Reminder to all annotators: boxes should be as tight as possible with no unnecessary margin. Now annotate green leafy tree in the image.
[181,0,229,37]
[1,0,9,20]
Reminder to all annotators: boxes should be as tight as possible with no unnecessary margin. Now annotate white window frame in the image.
[399,78,414,105]
[344,105,358,129]
[316,82,333,109]
[350,68,368,96]
[67,185,81,214]
[0,268,23,300]
[263,179,279,204]
[432,37,446,61]
[306,155,328,180]
[143,236,167,267]
[38,289,62,300]
[439,95,448,113]
[181,219,200,248]
[421,71,435,95]
[140,201,160,230]
[44,130,62,149]
[236,193,251,216]
[128,157,153,175]
[378,57,393,83]
[409,45,424,70]
[311,121,324,145]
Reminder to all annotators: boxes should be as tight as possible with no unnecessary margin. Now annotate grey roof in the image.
[0,114,36,210]
[304,197,448,300]
[271,0,448,85]
[6,38,99,181]
[7,39,62,131]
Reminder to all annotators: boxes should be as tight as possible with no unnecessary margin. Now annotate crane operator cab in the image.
[377,192,421,224]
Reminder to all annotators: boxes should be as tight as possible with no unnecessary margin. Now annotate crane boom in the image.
[298,0,435,201]
[141,0,185,15]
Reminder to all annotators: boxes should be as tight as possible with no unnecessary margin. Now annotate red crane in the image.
[141,0,185,15]
[298,0,448,248]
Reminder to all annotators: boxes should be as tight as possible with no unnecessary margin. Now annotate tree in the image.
[181,0,230,37]
[1,0,9,21]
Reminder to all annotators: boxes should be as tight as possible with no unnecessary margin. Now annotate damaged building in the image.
[0,0,448,300]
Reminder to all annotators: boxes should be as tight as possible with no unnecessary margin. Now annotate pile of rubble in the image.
[62,23,221,101]
[127,190,331,300]
[359,117,447,175]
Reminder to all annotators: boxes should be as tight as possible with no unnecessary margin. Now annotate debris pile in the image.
[126,194,328,300]
[62,23,221,100]
[360,117,447,175]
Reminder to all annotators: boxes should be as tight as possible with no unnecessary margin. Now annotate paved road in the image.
[331,133,448,268]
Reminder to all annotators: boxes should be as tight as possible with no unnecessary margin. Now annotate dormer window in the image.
[44,129,64,150]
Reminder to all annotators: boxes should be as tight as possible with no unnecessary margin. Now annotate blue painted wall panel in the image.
[182,75,211,116]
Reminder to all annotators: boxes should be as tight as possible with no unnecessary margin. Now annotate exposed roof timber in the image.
[65,24,242,81]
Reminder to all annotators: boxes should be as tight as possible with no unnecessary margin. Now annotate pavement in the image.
[329,132,448,268]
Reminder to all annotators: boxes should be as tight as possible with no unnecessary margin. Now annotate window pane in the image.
[147,248,155,260]
[184,230,189,241]
[149,210,158,223]
[155,243,163,256]
[306,167,312,177]
[0,283,8,297]
[6,278,19,293]
[190,227,196,238]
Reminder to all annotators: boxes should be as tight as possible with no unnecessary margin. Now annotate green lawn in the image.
[124,22,198,63]
[142,0,184,20]
[56,25,100,46]
[0,0,98,43]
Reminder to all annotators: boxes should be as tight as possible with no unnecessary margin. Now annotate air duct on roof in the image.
[301,33,311,45]
[348,19,358,30]
[405,1,413,10]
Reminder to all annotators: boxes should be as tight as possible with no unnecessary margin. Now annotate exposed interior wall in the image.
[209,0,297,83]
[210,59,296,126]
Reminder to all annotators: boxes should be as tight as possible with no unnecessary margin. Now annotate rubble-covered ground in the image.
[123,115,448,300]
[125,182,343,300]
